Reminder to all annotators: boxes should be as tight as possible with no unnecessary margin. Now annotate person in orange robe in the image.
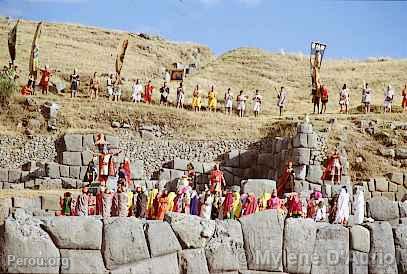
[209,164,225,194]
[156,191,169,220]
[277,161,295,197]
[144,80,154,104]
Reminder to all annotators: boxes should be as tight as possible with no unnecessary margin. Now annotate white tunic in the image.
[384,88,394,108]
[253,95,262,112]
[132,83,143,102]
[225,93,233,108]
[200,195,213,220]
[353,188,365,225]
[237,95,246,111]
[339,89,350,106]
[334,188,350,224]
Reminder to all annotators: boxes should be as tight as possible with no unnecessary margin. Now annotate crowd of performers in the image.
[3,61,407,116]
[59,133,360,225]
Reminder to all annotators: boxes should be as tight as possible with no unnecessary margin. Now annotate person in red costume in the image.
[209,164,225,194]
[321,148,342,184]
[277,161,295,197]
[287,192,303,218]
[144,80,154,104]
[242,193,257,215]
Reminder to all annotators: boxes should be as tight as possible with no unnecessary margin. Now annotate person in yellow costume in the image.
[166,191,177,212]
[258,192,271,211]
[147,187,158,219]
[207,85,217,112]
[231,192,241,219]
[192,84,202,112]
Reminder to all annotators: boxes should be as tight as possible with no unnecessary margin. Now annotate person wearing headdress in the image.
[70,68,80,98]
[39,65,52,95]
[321,148,342,184]
[224,88,234,115]
[334,186,350,225]
[60,192,73,216]
[207,85,217,112]
[277,161,295,197]
[306,188,322,219]
[192,85,202,112]
[242,193,257,215]
[267,189,281,210]
[287,192,303,218]
[94,133,120,186]
[384,84,395,113]
[156,191,169,221]
[209,164,225,194]
[76,187,89,216]
[84,157,98,183]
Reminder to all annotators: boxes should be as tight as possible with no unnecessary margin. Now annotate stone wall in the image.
[1,206,407,274]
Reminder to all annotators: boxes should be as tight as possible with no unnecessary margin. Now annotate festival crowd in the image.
[58,134,363,226]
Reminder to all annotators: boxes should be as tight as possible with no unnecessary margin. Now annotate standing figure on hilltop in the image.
[224,88,234,115]
[70,68,80,98]
[312,81,322,114]
[402,84,407,111]
[39,64,52,95]
[321,148,342,184]
[176,82,185,109]
[277,86,288,116]
[132,79,143,103]
[209,164,225,194]
[106,74,114,99]
[237,90,248,117]
[339,84,350,114]
[277,160,295,196]
[383,84,395,113]
[144,80,154,104]
[208,85,217,112]
[192,85,202,112]
[310,49,322,93]
[160,81,170,107]
[252,90,262,117]
[89,72,100,100]
[362,82,373,114]
[320,84,329,114]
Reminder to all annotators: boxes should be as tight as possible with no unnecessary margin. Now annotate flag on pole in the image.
[115,37,129,81]
[29,21,43,75]
[8,20,19,64]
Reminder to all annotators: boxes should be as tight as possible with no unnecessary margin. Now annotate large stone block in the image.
[59,165,70,177]
[366,222,398,274]
[62,178,77,189]
[42,216,102,249]
[45,162,60,179]
[82,134,95,149]
[82,151,94,166]
[239,210,284,272]
[0,168,9,182]
[307,133,317,148]
[367,197,399,221]
[241,179,276,197]
[69,166,81,179]
[110,253,179,274]
[283,218,317,274]
[394,224,407,273]
[1,214,60,274]
[388,172,404,185]
[80,166,87,181]
[105,135,120,148]
[102,217,150,270]
[293,133,308,148]
[146,221,182,257]
[165,212,215,249]
[310,223,349,274]
[375,177,389,192]
[171,158,189,171]
[294,165,306,180]
[179,248,210,274]
[225,149,240,168]
[306,165,322,184]
[292,148,310,165]
[8,169,21,183]
[240,150,258,169]
[350,225,370,253]
[205,220,247,272]
[396,148,407,159]
[297,122,313,134]
[64,134,83,152]
[13,196,41,209]
[62,151,82,166]
[41,195,61,211]
[350,250,368,274]
[60,249,107,274]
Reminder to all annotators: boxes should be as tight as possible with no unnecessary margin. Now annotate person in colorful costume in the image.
[277,161,295,196]
[321,148,342,184]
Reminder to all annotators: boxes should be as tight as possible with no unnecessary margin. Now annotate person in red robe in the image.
[287,192,303,218]
[321,148,342,184]
[20,84,32,96]
[277,161,295,197]
[267,189,281,210]
[123,158,132,186]
[39,65,52,95]
[209,164,225,194]
[242,193,257,215]
[144,80,154,104]
[222,191,234,219]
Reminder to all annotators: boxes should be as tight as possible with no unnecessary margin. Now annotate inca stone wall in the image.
[1,201,407,274]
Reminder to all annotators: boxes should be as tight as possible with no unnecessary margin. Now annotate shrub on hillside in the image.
[0,73,18,108]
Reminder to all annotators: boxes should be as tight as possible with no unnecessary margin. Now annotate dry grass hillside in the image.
[0,18,406,179]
